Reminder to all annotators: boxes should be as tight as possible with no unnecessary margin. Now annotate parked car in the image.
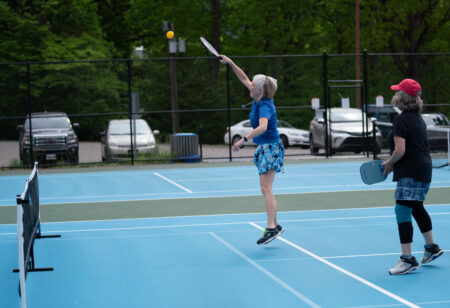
[100,119,159,161]
[224,119,309,149]
[17,112,79,164]
[422,113,450,151]
[309,108,383,154]
[366,104,401,138]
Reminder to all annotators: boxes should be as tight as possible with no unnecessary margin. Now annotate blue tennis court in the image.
[1,161,449,206]
[1,206,449,307]
[1,161,449,307]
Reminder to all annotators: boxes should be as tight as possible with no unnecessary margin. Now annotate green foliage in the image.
[0,0,448,143]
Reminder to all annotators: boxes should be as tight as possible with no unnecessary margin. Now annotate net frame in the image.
[16,162,39,308]
[15,162,60,308]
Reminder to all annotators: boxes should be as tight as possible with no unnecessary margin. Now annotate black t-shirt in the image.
[388,110,432,182]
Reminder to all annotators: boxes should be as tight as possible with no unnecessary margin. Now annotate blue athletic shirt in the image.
[249,98,280,144]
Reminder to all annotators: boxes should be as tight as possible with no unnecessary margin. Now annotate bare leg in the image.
[422,230,434,245]
[260,170,277,229]
[401,243,412,256]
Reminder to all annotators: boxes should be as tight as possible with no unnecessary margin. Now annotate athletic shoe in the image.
[257,227,280,245]
[421,244,444,264]
[276,224,285,235]
[389,256,419,275]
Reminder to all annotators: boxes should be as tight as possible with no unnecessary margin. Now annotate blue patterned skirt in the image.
[394,177,430,201]
[253,141,285,175]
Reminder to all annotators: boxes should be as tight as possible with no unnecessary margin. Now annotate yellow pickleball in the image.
[166,31,174,39]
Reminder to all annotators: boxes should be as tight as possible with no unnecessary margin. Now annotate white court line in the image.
[174,172,361,182]
[346,299,450,308]
[1,202,449,226]
[1,211,449,235]
[324,249,450,259]
[2,183,450,205]
[153,172,193,193]
[209,232,320,308]
[249,222,420,308]
[255,250,450,262]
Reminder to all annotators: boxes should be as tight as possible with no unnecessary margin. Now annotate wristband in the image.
[243,136,248,142]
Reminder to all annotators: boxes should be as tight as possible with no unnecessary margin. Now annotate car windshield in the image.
[25,116,71,129]
[278,120,295,128]
[422,114,449,126]
[109,121,151,135]
[330,110,364,122]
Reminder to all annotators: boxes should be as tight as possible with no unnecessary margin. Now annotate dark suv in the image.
[17,112,80,164]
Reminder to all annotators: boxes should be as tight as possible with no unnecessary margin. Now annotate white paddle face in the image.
[200,37,220,57]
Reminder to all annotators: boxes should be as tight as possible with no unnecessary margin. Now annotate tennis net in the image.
[15,162,59,308]
[373,121,449,168]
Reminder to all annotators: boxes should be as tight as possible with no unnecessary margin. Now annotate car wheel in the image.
[280,135,289,149]
[309,134,318,154]
[231,135,242,146]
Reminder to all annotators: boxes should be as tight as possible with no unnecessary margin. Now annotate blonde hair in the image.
[252,74,278,101]
[391,90,423,112]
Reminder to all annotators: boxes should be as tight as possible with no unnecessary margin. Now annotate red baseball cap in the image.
[390,78,421,96]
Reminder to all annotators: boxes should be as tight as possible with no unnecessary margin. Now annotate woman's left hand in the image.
[232,138,244,152]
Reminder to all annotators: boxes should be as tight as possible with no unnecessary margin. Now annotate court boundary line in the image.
[2,211,449,235]
[2,185,450,206]
[346,299,450,308]
[255,249,450,262]
[209,232,321,308]
[153,172,194,193]
[249,222,420,308]
[1,203,449,227]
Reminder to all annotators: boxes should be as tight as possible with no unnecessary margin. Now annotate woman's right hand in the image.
[219,55,232,65]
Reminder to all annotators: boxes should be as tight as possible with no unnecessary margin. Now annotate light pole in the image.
[168,27,186,134]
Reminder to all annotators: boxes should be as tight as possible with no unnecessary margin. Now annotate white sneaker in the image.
[389,257,419,275]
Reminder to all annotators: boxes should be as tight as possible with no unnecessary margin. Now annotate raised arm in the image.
[220,55,252,90]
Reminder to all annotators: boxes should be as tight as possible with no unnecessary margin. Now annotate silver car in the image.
[422,113,450,151]
[224,119,309,149]
[309,108,382,154]
[100,119,159,161]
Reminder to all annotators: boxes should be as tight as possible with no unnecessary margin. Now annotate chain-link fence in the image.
[0,52,448,168]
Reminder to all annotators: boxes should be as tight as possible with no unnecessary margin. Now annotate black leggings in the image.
[396,200,432,244]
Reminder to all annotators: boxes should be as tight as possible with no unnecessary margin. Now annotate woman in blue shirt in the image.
[220,55,285,245]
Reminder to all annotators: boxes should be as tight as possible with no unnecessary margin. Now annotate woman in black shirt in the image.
[383,78,443,275]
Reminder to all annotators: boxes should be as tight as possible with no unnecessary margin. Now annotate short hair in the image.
[252,74,278,101]
[391,90,423,112]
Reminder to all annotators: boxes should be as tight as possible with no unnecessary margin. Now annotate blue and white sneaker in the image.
[389,256,419,275]
[421,244,444,264]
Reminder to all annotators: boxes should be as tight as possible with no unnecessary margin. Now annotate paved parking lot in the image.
[0,141,314,167]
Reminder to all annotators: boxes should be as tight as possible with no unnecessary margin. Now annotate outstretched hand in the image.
[219,55,232,65]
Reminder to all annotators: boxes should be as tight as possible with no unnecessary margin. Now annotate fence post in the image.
[127,60,134,166]
[27,63,33,166]
[198,122,203,160]
[226,64,232,162]
[372,120,377,160]
[322,50,329,158]
[363,49,369,157]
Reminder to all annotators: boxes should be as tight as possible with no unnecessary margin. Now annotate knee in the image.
[260,184,272,196]
[395,203,412,224]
